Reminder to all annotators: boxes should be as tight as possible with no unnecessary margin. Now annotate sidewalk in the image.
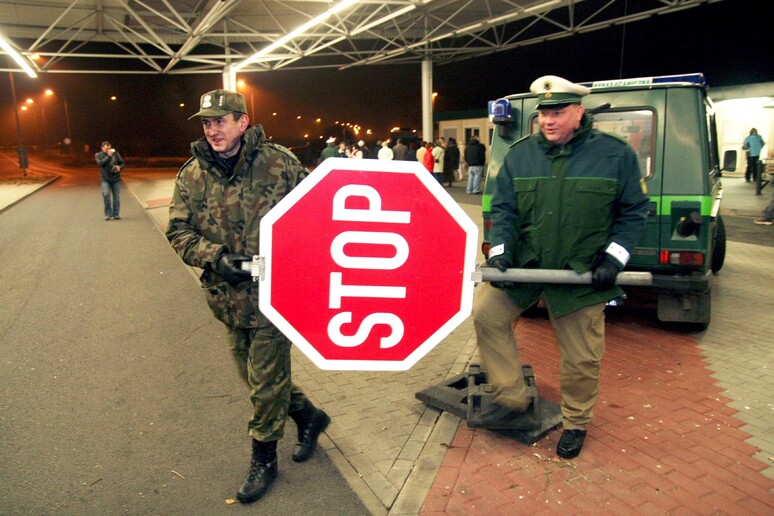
[2,162,773,514]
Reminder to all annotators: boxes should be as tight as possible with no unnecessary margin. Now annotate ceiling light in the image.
[0,32,37,78]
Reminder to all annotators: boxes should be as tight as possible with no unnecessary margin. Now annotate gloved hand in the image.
[591,256,621,290]
[215,252,253,284]
[488,257,517,289]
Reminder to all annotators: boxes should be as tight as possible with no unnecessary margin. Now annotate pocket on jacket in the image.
[512,178,538,223]
[204,281,234,327]
[568,179,617,229]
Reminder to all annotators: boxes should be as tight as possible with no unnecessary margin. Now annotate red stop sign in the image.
[259,158,478,371]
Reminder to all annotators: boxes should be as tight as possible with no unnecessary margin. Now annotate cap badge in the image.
[201,94,213,108]
[543,80,553,91]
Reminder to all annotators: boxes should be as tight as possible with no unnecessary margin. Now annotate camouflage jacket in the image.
[166,124,308,328]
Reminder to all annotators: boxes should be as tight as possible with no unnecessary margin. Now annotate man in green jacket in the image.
[167,89,330,503]
[473,75,649,459]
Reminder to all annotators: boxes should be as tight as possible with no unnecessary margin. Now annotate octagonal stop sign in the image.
[258,157,478,371]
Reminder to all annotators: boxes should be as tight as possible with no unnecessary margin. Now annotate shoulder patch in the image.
[266,141,301,162]
[176,156,196,180]
[508,134,532,149]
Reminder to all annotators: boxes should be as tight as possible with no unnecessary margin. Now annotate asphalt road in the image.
[0,168,368,515]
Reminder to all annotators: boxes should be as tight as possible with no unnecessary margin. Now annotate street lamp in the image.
[44,88,73,152]
[24,97,49,147]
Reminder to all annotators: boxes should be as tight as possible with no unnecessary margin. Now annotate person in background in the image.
[432,139,445,184]
[416,141,427,164]
[444,137,460,187]
[392,138,408,160]
[743,128,765,183]
[357,139,371,159]
[350,141,364,159]
[319,137,337,163]
[336,141,348,158]
[464,136,486,194]
[166,89,330,504]
[473,75,648,460]
[422,141,434,173]
[753,181,774,225]
[406,142,417,161]
[378,139,394,160]
[94,141,125,220]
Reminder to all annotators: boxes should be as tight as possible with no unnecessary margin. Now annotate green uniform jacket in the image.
[489,115,649,318]
[166,124,308,328]
[320,144,337,161]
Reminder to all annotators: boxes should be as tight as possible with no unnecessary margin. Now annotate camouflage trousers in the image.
[225,324,308,442]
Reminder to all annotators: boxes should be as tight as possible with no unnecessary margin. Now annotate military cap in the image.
[530,75,590,108]
[188,89,247,120]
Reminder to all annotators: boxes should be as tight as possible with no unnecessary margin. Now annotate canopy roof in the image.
[0,0,722,75]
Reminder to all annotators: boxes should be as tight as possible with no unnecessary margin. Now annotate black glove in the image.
[215,252,253,285]
[591,256,621,290]
[488,257,517,289]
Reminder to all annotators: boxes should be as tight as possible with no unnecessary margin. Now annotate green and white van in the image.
[482,74,733,329]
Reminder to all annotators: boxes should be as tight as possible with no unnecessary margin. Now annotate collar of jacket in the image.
[537,113,593,155]
[190,124,266,179]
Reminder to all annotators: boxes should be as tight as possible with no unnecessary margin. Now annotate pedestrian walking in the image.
[94,141,125,220]
[166,89,330,504]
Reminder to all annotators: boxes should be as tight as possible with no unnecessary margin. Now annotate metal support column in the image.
[421,58,433,143]
[222,65,236,92]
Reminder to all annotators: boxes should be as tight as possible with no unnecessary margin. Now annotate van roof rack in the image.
[581,73,707,89]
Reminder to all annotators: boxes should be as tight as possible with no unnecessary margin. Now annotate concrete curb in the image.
[0,175,60,214]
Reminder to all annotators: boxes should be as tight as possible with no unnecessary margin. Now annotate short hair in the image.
[101,141,111,147]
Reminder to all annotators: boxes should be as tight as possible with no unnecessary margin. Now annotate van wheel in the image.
[711,215,726,273]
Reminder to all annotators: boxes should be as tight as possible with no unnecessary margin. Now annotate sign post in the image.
[259,158,478,371]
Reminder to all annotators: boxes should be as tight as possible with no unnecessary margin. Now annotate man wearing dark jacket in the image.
[464,136,486,194]
[94,141,124,220]
[473,75,649,459]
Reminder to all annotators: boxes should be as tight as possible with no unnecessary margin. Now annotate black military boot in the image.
[289,400,331,462]
[236,439,277,503]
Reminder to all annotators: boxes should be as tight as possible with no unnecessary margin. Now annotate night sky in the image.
[1,0,771,156]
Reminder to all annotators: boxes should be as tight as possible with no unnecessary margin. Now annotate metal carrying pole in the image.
[473,267,653,286]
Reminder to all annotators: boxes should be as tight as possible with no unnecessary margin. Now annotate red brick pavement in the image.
[421,311,774,514]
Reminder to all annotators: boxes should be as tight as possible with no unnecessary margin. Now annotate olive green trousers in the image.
[226,324,307,442]
[472,284,606,430]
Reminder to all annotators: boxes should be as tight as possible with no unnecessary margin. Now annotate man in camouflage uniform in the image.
[166,89,330,504]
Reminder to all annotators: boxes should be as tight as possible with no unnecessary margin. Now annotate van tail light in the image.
[660,251,705,266]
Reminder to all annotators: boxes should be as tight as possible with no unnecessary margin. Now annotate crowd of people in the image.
[318,135,485,191]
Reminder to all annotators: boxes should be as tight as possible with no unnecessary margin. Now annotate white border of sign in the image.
[259,157,479,371]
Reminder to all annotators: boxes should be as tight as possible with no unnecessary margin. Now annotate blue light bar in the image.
[488,98,513,122]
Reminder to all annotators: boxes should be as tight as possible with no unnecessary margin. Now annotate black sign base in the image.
[415,364,562,445]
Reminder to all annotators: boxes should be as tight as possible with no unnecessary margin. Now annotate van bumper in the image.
[648,271,711,294]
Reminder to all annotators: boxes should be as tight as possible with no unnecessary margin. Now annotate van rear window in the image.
[593,110,655,180]
[530,109,655,180]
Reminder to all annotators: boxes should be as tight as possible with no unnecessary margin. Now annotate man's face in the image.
[101,143,111,153]
[201,113,248,158]
[537,104,584,146]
